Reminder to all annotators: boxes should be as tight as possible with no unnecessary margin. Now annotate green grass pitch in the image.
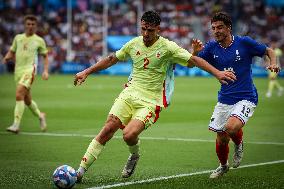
[0,74,283,189]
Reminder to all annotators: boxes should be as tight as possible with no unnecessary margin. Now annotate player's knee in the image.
[103,120,120,136]
[123,132,132,143]
[123,131,137,144]
[24,99,31,106]
[104,125,116,135]
[225,125,239,136]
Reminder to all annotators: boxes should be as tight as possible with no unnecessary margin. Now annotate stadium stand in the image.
[0,0,283,76]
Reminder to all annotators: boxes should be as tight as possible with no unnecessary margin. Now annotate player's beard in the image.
[215,33,225,42]
[215,33,232,46]
[143,37,152,46]
[143,35,158,47]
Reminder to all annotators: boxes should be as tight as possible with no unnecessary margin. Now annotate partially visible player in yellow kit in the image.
[2,15,49,133]
[266,41,283,98]
[73,11,236,182]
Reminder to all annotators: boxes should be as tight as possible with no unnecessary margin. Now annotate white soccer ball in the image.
[53,165,77,189]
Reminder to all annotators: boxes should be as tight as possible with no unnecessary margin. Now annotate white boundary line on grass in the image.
[1,131,284,145]
[87,160,284,189]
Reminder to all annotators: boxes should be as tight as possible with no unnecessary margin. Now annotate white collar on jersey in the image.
[218,35,234,49]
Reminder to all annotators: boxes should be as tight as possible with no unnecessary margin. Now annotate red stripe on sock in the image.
[153,106,161,123]
[162,81,168,108]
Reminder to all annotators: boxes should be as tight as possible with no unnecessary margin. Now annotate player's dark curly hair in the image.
[141,11,161,26]
[211,12,232,30]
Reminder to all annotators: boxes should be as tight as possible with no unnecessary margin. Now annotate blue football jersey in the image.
[198,35,267,105]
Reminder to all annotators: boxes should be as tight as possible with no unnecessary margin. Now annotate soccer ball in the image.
[53,165,77,189]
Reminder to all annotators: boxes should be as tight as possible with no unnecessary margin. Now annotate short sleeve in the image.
[168,41,192,67]
[38,38,48,55]
[115,40,132,61]
[10,35,18,52]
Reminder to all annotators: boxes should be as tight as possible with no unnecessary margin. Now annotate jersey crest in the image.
[235,50,241,62]
[156,51,161,58]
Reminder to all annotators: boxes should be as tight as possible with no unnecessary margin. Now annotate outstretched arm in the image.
[188,55,236,85]
[265,47,281,73]
[2,50,15,64]
[74,53,119,86]
[191,39,204,56]
[188,39,204,67]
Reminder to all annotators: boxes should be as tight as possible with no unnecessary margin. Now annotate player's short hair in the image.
[211,12,232,30]
[24,15,38,23]
[141,11,161,26]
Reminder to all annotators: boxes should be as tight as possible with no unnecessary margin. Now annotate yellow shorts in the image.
[109,89,162,129]
[15,68,35,89]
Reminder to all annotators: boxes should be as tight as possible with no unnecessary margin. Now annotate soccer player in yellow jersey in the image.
[2,15,49,134]
[73,11,236,182]
[266,41,283,97]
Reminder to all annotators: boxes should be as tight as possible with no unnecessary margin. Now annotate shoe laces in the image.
[214,165,227,173]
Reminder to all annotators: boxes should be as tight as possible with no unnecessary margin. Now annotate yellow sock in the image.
[14,101,25,126]
[268,80,275,94]
[274,80,282,90]
[28,100,41,118]
[129,140,140,154]
[79,139,104,170]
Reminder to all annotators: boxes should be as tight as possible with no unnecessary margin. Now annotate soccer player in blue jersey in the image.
[73,11,236,182]
[192,12,280,178]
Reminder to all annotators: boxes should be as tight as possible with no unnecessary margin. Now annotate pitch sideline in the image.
[0,131,284,146]
[87,160,284,189]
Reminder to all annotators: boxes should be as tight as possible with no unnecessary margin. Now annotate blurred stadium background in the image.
[0,1,284,189]
[0,0,283,77]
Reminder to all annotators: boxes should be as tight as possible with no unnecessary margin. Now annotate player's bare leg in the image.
[76,115,122,183]
[6,85,27,134]
[225,117,244,168]
[121,119,144,178]
[210,132,230,178]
